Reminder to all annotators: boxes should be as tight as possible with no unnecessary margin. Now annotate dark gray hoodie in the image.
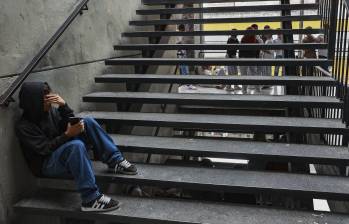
[16,82,74,176]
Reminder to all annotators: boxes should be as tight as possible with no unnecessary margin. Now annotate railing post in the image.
[328,0,339,62]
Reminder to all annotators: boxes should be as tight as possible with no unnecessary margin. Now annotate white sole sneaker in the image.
[81,203,120,212]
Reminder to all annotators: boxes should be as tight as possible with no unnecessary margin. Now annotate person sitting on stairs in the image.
[15,82,137,212]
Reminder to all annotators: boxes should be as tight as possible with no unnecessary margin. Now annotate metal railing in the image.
[309,0,349,145]
[0,0,89,107]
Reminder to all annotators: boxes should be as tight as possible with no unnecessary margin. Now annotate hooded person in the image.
[16,82,137,212]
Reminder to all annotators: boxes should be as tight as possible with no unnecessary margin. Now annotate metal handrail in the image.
[0,0,89,107]
[0,53,142,80]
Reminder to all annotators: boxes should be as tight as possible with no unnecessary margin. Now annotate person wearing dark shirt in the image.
[302,26,317,76]
[240,27,259,93]
[226,29,240,91]
[16,82,137,212]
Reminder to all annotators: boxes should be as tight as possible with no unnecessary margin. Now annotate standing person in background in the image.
[226,29,240,91]
[182,5,196,74]
[240,27,259,94]
[262,25,271,43]
[261,31,274,89]
[274,29,285,76]
[301,26,317,76]
[316,34,328,71]
[251,24,263,92]
[177,24,196,90]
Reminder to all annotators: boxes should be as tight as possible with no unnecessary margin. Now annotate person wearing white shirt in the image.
[262,34,274,77]
[273,31,285,76]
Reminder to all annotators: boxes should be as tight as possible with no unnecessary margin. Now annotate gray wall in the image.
[0,0,145,223]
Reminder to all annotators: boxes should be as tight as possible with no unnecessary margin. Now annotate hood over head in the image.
[19,82,51,123]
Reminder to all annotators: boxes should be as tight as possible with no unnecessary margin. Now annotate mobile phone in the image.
[69,117,81,125]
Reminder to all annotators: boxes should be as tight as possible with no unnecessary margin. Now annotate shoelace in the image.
[92,195,111,209]
[99,195,111,204]
[120,160,131,168]
[114,160,132,173]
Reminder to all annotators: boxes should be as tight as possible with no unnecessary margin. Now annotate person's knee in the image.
[83,117,99,128]
[60,140,87,163]
[83,117,96,124]
[67,140,86,154]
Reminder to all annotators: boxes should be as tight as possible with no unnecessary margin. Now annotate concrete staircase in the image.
[15,0,349,223]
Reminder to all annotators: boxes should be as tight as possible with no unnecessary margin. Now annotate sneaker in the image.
[262,85,272,89]
[225,85,234,91]
[187,84,197,90]
[81,194,120,212]
[233,85,242,90]
[109,159,138,175]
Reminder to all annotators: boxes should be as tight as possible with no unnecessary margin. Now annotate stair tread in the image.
[77,111,348,134]
[91,162,349,200]
[114,134,349,164]
[137,4,319,15]
[114,43,328,51]
[130,15,321,26]
[143,0,296,4]
[14,189,349,224]
[96,74,336,86]
[123,29,324,37]
[83,92,343,108]
[105,58,329,66]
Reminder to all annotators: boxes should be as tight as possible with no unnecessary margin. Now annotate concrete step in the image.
[114,43,328,51]
[83,92,343,109]
[105,58,329,66]
[91,162,349,201]
[129,15,321,26]
[96,74,337,86]
[15,189,349,224]
[122,29,324,37]
[77,111,349,134]
[114,134,349,166]
[137,4,319,15]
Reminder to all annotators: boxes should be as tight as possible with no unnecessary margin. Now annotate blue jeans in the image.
[42,117,124,203]
[180,65,189,75]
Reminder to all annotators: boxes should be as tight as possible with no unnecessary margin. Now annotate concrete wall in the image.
[0,0,146,223]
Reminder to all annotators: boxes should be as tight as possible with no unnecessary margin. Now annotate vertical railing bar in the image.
[320,0,324,29]
[338,2,346,122]
[340,9,349,122]
[334,2,344,82]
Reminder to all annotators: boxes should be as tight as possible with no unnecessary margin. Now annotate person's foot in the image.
[262,85,272,89]
[187,84,197,90]
[242,86,248,94]
[255,86,262,93]
[109,159,138,175]
[81,194,120,212]
[225,85,234,91]
[216,84,225,89]
[233,85,242,90]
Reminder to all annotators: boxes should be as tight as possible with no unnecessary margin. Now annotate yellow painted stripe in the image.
[203,21,321,31]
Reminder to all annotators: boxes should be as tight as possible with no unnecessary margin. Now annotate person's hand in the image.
[64,121,85,138]
[45,94,66,107]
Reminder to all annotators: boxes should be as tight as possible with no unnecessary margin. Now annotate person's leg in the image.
[250,65,260,92]
[82,117,124,166]
[274,55,282,76]
[240,65,248,93]
[82,117,137,175]
[42,139,101,204]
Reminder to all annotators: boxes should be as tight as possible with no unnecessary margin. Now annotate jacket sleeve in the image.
[57,104,75,132]
[58,103,75,119]
[16,123,70,156]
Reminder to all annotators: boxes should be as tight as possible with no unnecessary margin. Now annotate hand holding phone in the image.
[69,117,81,125]
[65,117,84,137]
